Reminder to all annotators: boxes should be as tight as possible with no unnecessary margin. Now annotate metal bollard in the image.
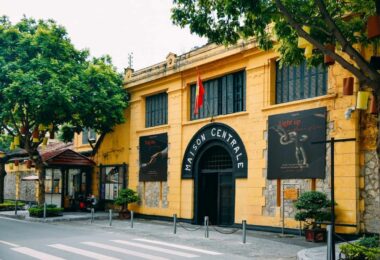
[204,216,209,238]
[15,200,18,215]
[242,220,247,244]
[43,202,47,220]
[299,221,302,237]
[109,209,112,226]
[327,225,332,260]
[173,214,177,234]
[130,211,134,228]
[91,208,94,223]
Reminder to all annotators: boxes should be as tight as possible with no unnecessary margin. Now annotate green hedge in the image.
[28,204,63,218]
[340,236,380,260]
[0,200,25,211]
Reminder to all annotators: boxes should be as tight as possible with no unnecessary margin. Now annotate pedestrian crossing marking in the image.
[82,241,169,260]
[49,243,120,260]
[11,247,65,260]
[0,240,20,248]
[134,238,222,255]
[112,239,199,258]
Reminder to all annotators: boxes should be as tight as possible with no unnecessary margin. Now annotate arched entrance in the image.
[181,123,248,225]
[195,143,235,225]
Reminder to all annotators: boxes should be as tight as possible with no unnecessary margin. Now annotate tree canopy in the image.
[0,16,128,204]
[0,16,128,146]
[172,0,380,89]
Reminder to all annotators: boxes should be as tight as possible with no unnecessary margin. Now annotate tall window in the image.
[276,61,327,104]
[45,169,62,194]
[145,92,168,127]
[82,128,96,144]
[190,70,246,120]
[100,165,127,200]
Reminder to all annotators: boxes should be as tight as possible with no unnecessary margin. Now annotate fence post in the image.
[109,209,112,226]
[173,214,177,234]
[15,199,18,215]
[204,216,209,238]
[91,208,94,223]
[43,202,47,221]
[130,211,134,228]
[327,225,332,260]
[242,220,247,244]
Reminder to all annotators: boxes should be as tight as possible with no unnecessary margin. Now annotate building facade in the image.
[82,40,379,234]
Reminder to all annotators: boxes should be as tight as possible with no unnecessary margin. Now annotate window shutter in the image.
[82,128,88,144]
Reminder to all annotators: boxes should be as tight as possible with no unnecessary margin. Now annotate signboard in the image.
[139,133,168,182]
[182,123,248,179]
[267,107,326,179]
[283,188,299,200]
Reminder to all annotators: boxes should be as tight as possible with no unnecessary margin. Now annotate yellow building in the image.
[78,40,379,234]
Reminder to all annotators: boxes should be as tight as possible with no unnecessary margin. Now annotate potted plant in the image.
[294,191,333,242]
[114,188,140,219]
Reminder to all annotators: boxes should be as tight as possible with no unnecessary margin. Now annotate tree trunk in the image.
[35,161,46,206]
[0,163,6,204]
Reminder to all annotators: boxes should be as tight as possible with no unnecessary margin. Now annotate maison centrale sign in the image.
[182,123,248,179]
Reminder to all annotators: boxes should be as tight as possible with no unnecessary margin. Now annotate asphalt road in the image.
[0,216,317,260]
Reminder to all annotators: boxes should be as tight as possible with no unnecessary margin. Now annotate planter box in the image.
[304,228,326,242]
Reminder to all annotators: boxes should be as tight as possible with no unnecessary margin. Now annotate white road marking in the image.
[82,242,168,260]
[0,240,20,247]
[112,239,199,258]
[134,238,222,255]
[11,247,65,260]
[49,243,120,260]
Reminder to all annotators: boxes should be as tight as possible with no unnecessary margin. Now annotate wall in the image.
[91,41,374,233]
[4,164,37,202]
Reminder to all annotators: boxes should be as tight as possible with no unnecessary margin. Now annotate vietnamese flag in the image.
[194,74,205,115]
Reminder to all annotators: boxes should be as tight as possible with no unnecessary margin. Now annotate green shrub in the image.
[294,191,333,229]
[0,200,25,211]
[114,188,140,211]
[28,205,63,217]
[340,236,380,260]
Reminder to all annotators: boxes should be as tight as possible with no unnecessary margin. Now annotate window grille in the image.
[276,61,327,104]
[190,70,246,120]
[146,92,168,127]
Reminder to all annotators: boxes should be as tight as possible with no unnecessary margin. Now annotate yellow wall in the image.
[90,41,371,233]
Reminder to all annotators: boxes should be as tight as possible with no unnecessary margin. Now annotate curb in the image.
[0,212,113,223]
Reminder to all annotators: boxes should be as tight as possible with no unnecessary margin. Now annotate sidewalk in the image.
[0,210,336,259]
[0,209,112,222]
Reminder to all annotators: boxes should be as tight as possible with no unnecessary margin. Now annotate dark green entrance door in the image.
[196,145,235,225]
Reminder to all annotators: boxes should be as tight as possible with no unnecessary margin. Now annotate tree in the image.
[172,0,380,153]
[0,134,11,203]
[0,16,128,205]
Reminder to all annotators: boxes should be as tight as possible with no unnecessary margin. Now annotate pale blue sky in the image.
[0,0,207,71]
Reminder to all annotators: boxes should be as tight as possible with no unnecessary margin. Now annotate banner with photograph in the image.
[139,133,168,182]
[267,107,326,179]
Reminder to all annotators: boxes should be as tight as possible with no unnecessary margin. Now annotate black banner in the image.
[182,123,248,179]
[267,107,326,179]
[139,133,168,182]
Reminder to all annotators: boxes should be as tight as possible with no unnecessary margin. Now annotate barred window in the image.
[276,61,327,104]
[145,92,168,128]
[190,70,246,120]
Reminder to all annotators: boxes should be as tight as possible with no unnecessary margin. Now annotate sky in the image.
[0,0,207,72]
